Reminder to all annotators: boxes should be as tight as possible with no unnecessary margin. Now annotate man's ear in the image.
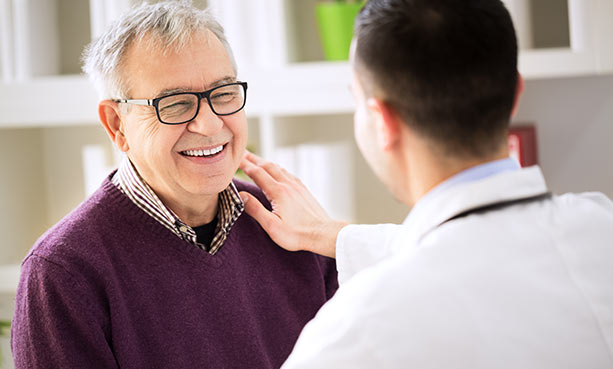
[99,100,129,152]
[511,72,524,117]
[366,98,401,150]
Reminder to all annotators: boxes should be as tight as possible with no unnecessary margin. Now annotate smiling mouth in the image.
[180,144,226,158]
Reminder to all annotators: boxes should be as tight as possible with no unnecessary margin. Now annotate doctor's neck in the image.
[400,134,510,207]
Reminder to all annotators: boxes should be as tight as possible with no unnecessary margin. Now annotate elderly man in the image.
[240,0,613,368]
[11,2,337,368]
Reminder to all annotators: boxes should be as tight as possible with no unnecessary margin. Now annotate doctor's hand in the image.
[239,151,348,258]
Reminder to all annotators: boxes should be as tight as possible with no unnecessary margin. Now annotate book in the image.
[82,144,123,197]
[297,142,354,221]
[12,0,60,80]
[508,125,538,167]
[89,0,132,40]
[207,0,289,67]
[0,0,14,82]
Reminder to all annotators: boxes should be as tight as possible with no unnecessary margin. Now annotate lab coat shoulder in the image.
[555,191,613,218]
[546,191,613,247]
[335,223,406,284]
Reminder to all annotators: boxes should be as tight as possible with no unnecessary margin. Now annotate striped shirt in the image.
[111,158,244,254]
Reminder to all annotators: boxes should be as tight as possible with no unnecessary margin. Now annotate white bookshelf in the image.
[518,0,613,79]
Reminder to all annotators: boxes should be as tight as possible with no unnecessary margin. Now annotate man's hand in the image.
[239,151,348,258]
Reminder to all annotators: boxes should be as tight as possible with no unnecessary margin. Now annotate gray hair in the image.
[82,0,236,100]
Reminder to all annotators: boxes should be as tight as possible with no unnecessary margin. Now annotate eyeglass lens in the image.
[157,84,245,124]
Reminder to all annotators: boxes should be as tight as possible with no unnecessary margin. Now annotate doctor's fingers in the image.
[240,158,279,193]
[241,152,316,210]
[242,151,298,184]
[240,157,313,209]
[240,157,299,203]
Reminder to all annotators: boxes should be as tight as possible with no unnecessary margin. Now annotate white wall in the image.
[0,129,47,265]
[514,75,613,198]
[42,125,114,226]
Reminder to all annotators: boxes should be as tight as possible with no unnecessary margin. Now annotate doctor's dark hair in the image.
[354,0,518,158]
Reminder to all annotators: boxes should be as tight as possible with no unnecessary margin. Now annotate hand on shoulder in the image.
[239,151,348,258]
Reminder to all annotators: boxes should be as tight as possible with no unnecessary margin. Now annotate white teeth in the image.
[182,145,224,157]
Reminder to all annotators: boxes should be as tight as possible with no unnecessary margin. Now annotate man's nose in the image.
[186,99,223,136]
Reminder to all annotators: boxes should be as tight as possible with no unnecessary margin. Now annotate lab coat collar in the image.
[402,165,549,246]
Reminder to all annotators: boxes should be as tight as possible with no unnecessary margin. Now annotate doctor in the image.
[240,0,613,367]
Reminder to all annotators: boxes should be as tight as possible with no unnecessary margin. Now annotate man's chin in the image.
[187,175,234,196]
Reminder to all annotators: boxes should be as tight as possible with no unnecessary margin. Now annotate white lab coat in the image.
[283,166,613,369]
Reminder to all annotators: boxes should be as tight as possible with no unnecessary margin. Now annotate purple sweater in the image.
[11,176,338,369]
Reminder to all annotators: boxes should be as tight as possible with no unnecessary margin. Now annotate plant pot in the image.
[315,2,363,61]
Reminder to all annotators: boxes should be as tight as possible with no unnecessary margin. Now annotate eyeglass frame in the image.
[113,81,248,125]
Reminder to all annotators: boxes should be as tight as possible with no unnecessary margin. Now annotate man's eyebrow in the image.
[155,88,187,98]
[154,77,238,98]
[209,76,238,87]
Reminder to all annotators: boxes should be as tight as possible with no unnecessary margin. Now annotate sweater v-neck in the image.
[99,175,230,268]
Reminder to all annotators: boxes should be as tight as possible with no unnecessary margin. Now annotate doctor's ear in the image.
[99,100,129,152]
[511,73,525,118]
[366,98,402,150]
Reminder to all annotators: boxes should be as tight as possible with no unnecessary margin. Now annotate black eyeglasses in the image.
[114,81,248,125]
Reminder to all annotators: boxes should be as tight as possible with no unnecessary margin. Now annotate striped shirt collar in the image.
[111,157,244,254]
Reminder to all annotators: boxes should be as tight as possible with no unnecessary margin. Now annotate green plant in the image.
[316,0,363,60]
[0,320,9,368]
[0,321,9,337]
[319,1,363,5]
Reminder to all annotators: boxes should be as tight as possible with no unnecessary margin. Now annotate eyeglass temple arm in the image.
[114,99,153,106]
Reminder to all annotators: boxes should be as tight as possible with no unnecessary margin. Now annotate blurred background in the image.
[1,0,613,366]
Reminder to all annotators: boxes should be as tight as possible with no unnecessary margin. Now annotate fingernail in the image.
[241,194,249,204]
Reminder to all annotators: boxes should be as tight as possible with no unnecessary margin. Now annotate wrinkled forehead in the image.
[120,29,235,98]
